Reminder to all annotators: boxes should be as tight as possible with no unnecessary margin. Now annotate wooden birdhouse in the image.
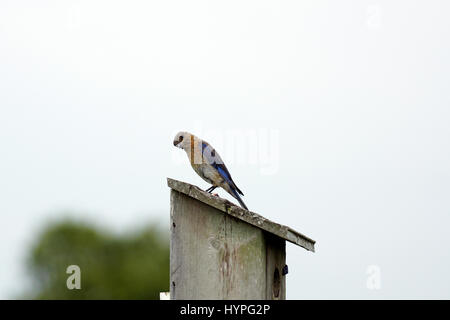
[167,178,315,300]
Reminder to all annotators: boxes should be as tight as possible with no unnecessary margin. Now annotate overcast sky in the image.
[1,0,449,299]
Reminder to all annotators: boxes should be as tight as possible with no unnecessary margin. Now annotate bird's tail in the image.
[231,189,248,210]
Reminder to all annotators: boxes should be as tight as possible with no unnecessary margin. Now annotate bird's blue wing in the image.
[202,141,244,196]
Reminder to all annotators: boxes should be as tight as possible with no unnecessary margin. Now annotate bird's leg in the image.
[205,186,217,193]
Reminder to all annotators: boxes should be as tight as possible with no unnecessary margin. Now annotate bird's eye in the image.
[179,136,184,142]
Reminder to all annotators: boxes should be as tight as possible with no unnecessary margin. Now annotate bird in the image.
[173,131,248,210]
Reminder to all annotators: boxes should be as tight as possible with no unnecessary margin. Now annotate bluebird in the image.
[173,131,248,210]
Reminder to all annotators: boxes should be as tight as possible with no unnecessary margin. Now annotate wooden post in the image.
[168,178,315,300]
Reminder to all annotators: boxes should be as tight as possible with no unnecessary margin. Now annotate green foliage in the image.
[27,219,169,299]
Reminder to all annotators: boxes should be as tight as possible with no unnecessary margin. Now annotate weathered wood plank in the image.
[170,189,267,299]
[167,178,316,252]
[265,234,286,300]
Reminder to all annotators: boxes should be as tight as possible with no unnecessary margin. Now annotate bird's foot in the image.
[205,186,217,193]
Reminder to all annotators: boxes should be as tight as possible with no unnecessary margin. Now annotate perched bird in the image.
[173,131,248,210]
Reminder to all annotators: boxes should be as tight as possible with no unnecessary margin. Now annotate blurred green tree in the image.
[26,219,169,299]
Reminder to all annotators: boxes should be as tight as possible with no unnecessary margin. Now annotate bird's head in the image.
[173,131,192,151]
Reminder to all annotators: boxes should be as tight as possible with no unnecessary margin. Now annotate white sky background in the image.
[1,0,449,299]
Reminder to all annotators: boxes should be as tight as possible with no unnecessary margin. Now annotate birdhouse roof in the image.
[167,178,316,252]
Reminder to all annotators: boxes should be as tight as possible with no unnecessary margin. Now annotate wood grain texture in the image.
[170,189,267,299]
[265,234,286,300]
[168,178,316,252]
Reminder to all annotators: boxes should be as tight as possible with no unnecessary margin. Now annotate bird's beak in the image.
[173,140,180,147]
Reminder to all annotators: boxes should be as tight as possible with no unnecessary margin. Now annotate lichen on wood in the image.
[167,177,315,252]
